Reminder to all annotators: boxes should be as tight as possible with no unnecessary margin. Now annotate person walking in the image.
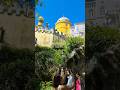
[75,73,81,90]
[66,69,75,90]
[57,67,70,90]
[64,68,68,85]
[53,68,62,90]
[58,74,70,90]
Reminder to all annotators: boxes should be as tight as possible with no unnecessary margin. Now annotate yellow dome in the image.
[57,16,70,23]
[55,16,71,35]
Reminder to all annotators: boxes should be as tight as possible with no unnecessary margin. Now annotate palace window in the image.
[93,2,96,7]
[89,9,94,17]
[90,3,93,9]
[100,6,105,15]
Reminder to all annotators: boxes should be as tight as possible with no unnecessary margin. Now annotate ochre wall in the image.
[35,32,53,47]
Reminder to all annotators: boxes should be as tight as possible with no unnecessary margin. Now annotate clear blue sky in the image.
[35,0,85,28]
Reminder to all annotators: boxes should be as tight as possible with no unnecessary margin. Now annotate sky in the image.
[35,0,85,28]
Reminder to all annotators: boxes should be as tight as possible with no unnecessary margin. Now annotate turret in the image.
[38,16,44,27]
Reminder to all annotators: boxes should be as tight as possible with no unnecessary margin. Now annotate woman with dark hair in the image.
[64,68,68,85]
[75,73,81,90]
[58,74,70,90]
[53,68,61,90]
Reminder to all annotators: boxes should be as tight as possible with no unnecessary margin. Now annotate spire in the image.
[45,22,49,30]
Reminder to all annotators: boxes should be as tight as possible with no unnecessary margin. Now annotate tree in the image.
[86,26,120,61]
[0,47,37,90]
[35,47,56,82]
[85,26,120,90]
[64,36,84,54]
[61,36,85,74]
[53,50,64,65]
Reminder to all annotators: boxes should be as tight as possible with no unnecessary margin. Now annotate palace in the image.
[35,16,85,48]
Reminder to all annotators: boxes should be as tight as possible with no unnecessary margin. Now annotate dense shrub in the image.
[86,26,120,90]
[0,47,37,90]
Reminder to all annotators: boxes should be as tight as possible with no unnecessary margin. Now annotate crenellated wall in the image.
[35,29,66,48]
[0,1,34,17]
[35,31,53,47]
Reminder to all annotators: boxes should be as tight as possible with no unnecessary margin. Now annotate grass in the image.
[41,81,53,90]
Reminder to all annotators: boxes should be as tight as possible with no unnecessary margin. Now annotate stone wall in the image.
[35,31,53,47]
[86,0,120,27]
[0,14,34,49]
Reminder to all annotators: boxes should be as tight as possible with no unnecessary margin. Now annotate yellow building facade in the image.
[55,16,71,36]
[35,16,74,48]
[35,16,54,47]
[35,31,53,47]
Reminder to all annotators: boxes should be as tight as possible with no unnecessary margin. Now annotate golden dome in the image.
[55,16,71,35]
[56,16,71,24]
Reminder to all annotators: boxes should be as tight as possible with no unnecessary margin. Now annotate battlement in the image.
[0,1,34,18]
[35,28,66,37]
[35,28,66,47]
[54,30,66,39]
[35,29,53,34]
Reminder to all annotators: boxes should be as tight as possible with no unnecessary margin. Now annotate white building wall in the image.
[70,23,85,38]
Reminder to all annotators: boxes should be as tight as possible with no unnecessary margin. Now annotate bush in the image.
[86,26,120,90]
[35,47,56,82]
[0,47,36,90]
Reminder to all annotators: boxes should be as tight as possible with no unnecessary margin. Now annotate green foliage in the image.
[35,0,38,5]
[86,26,120,60]
[0,47,37,90]
[60,36,85,75]
[35,36,85,89]
[64,36,84,54]
[2,0,12,6]
[41,81,52,90]
[0,46,34,64]
[86,26,120,90]
[35,46,53,52]
[35,47,56,82]
[53,50,64,65]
